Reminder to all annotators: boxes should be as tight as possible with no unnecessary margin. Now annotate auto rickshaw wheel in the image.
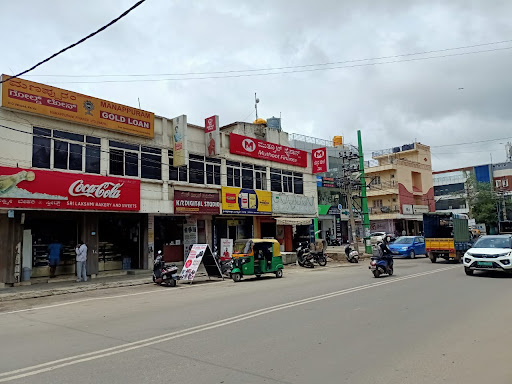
[232,273,242,282]
[276,269,283,278]
[255,274,262,279]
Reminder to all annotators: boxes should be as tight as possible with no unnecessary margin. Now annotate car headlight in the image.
[465,252,473,257]
[464,258,471,263]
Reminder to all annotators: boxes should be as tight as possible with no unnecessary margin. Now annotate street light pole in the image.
[358,130,372,255]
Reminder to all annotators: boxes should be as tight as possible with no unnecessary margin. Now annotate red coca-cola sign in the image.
[0,166,140,211]
[174,190,220,214]
[230,133,307,167]
[312,147,328,174]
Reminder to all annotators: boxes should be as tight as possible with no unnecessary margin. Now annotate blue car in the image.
[388,236,425,259]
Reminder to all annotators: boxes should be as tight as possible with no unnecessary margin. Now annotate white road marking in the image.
[0,265,458,382]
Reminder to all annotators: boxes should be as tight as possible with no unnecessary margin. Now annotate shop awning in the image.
[275,217,314,226]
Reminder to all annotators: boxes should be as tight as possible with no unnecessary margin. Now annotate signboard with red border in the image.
[0,166,140,211]
[229,133,307,167]
[312,147,328,174]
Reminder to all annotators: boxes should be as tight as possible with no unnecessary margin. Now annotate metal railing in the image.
[368,205,400,214]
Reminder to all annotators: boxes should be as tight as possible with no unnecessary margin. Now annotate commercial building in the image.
[364,142,434,235]
[0,76,316,285]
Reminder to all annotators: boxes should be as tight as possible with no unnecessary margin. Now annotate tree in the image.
[466,174,498,229]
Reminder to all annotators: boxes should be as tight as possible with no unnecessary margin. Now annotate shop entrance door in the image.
[99,215,141,271]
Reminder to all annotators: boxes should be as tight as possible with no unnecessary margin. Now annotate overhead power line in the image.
[0,0,147,84]
[25,38,512,79]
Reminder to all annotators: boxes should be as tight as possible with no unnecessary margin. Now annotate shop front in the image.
[217,187,272,250]
[272,192,317,252]
[0,166,141,282]
[317,204,349,243]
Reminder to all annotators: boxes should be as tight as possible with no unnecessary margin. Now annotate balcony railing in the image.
[366,158,431,171]
[369,205,400,214]
[367,180,398,190]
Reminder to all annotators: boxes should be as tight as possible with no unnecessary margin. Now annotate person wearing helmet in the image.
[378,236,393,260]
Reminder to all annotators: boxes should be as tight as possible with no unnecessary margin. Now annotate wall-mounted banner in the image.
[230,133,307,167]
[220,238,233,261]
[205,115,220,157]
[1,75,154,138]
[172,115,188,167]
[174,190,220,214]
[312,147,328,174]
[221,186,272,215]
[272,193,317,215]
[0,166,140,211]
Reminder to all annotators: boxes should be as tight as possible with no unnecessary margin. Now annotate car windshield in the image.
[473,237,512,249]
[393,237,414,244]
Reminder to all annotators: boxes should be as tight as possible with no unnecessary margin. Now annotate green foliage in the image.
[466,173,498,227]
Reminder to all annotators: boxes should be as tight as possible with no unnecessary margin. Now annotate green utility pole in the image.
[358,130,372,254]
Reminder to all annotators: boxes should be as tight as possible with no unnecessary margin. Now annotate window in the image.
[32,127,100,174]
[255,165,267,190]
[32,128,51,169]
[373,200,383,208]
[370,176,381,185]
[141,146,162,180]
[189,154,205,184]
[227,161,241,187]
[205,157,221,185]
[270,168,303,194]
[242,163,253,189]
[169,151,187,182]
[109,140,139,177]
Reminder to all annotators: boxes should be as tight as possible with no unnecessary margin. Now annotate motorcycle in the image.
[214,247,233,277]
[296,241,315,268]
[344,245,359,263]
[326,233,341,246]
[153,251,179,287]
[368,256,393,278]
[297,241,327,267]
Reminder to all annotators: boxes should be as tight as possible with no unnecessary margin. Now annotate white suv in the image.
[463,235,512,276]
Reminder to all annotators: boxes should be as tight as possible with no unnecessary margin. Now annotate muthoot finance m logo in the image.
[242,138,256,152]
[314,149,325,159]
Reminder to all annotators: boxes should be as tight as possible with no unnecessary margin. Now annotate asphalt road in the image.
[1,258,511,384]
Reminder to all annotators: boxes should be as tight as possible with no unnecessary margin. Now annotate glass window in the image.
[69,143,83,171]
[271,169,282,192]
[109,140,139,151]
[53,130,84,142]
[32,136,51,168]
[86,136,101,145]
[206,163,221,185]
[125,152,138,177]
[33,127,51,137]
[189,155,205,184]
[85,145,100,174]
[242,168,253,189]
[169,154,188,182]
[293,173,303,194]
[141,152,161,180]
[227,162,241,187]
[283,174,293,193]
[53,140,68,170]
[109,149,124,175]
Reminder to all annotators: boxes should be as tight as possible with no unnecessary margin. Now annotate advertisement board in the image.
[172,115,188,167]
[312,147,328,174]
[229,133,307,167]
[0,166,140,211]
[205,115,220,157]
[180,243,208,281]
[272,192,317,215]
[1,75,154,138]
[220,238,233,261]
[221,186,272,215]
[174,190,220,214]
[183,218,198,260]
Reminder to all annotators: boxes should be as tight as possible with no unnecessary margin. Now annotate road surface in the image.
[1,258,511,383]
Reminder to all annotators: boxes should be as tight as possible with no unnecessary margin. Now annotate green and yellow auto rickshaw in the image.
[231,239,284,282]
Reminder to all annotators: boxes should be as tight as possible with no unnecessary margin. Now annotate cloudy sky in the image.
[1,0,512,171]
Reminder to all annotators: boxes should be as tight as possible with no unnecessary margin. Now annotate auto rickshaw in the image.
[230,239,284,282]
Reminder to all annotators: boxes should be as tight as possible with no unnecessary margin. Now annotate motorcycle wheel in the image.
[169,279,177,287]
[317,256,327,267]
[373,270,380,278]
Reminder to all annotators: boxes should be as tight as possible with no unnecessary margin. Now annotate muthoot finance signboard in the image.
[1,75,155,138]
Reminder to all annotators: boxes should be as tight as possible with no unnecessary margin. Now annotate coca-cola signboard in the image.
[312,147,328,174]
[0,166,140,211]
[174,190,220,214]
[229,133,307,167]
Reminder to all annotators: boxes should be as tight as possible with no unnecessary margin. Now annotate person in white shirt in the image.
[75,240,88,282]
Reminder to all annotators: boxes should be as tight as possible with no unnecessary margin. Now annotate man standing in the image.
[48,239,62,278]
[75,240,88,282]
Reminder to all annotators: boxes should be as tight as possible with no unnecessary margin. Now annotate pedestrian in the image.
[48,238,62,278]
[402,229,407,236]
[75,239,88,282]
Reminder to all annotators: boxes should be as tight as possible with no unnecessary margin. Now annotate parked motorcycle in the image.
[326,232,341,246]
[214,247,233,277]
[368,256,393,278]
[296,241,315,268]
[153,251,179,287]
[344,245,359,263]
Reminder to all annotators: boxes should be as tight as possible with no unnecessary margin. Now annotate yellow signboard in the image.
[221,187,272,215]
[1,75,154,138]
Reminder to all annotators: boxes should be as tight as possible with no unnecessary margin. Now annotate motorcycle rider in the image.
[378,236,394,262]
